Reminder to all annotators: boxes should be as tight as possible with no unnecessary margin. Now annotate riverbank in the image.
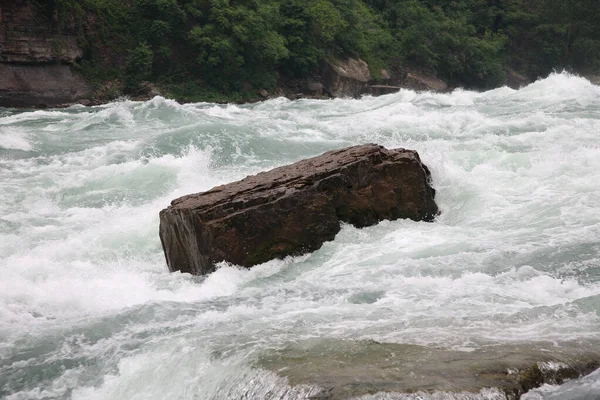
[4,0,600,110]
[1,74,599,400]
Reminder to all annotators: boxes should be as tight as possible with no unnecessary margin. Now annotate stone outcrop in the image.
[585,74,600,85]
[130,81,162,102]
[364,85,402,96]
[322,58,371,98]
[0,1,84,64]
[259,339,600,400]
[159,144,438,275]
[506,68,530,89]
[0,64,91,108]
[369,67,448,94]
[0,0,92,107]
[403,71,448,91]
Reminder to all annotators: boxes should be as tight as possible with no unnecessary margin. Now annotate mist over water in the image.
[1,73,599,399]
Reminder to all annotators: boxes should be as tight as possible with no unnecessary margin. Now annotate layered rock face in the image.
[159,144,438,276]
[0,64,91,107]
[0,1,83,64]
[0,1,91,107]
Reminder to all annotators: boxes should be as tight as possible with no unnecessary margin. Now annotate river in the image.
[1,72,599,399]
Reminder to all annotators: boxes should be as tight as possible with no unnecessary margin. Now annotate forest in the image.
[48,0,600,99]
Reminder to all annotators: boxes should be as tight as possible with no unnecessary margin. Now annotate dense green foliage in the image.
[49,0,600,97]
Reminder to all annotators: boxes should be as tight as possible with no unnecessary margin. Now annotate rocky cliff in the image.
[0,0,91,107]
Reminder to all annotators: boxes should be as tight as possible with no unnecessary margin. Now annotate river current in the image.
[1,73,599,399]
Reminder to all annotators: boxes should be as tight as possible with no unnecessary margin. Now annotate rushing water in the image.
[1,73,600,399]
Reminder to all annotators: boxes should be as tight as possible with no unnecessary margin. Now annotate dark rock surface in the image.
[0,0,83,64]
[130,81,162,102]
[404,71,449,92]
[258,339,600,400]
[372,67,449,93]
[0,0,92,107]
[364,85,402,96]
[159,144,438,275]
[585,74,600,85]
[0,64,91,108]
[322,58,371,98]
[506,69,530,89]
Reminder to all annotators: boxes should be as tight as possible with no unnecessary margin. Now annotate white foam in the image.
[0,127,33,151]
[1,72,599,398]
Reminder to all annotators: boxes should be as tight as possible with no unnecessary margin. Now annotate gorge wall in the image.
[0,0,91,107]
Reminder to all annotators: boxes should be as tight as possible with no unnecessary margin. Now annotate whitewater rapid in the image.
[1,73,600,399]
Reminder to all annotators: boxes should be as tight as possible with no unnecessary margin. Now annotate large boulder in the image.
[404,71,448,92]
[159,144,438,275]
[322,58,371,98]
[506,68,530,89]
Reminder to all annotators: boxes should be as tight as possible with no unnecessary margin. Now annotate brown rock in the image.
[380,69,392,81]
[132,81,162,101]
[506,68,530,89]
[258,88,269,98]
[159,144,438,275]
[405,71,448,92]
[364,85,401,96]
[259,339,600,400]
[584,74,600,85]
[0,0,97,107]
[0,64,92,107]
[0,0,83,64]
[322,58,371,98]
[307,81,324,94]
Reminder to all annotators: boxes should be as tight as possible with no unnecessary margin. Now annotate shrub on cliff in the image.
[124,42,154,90]
[60,0,600,97]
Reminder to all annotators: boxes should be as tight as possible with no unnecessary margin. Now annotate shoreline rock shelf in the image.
[258,339,600,400]
[159,144,438,275]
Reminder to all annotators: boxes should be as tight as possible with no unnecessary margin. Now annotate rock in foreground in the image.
[258,339,600,400]
[159,144,438,275]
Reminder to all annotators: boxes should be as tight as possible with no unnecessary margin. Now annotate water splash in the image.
[1,72,599,399]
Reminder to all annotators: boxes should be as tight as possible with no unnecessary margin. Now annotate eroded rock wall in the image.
[0,0,91,107]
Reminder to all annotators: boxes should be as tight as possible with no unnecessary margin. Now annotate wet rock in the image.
[258,88,269,98]
[322,58,371,98]
[404,71,448,92]
[506,69,530,89]
[380,69,392,81]
[0,64,92,108]
[307,81,324,95]
[159,144,438,275]
[364,85,401,96]
[78,99,94,107]
[584,74,600,85]
[132,81,162,101]
[258,339,600,400]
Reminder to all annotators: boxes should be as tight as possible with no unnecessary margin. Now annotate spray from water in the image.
[1,73,599,399]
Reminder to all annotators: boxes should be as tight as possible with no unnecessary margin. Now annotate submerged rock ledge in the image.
[159,144,438,275]
[258,339,600,400]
